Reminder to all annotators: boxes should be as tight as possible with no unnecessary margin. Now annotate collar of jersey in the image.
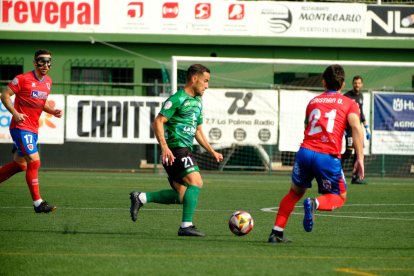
[32,70,45,82]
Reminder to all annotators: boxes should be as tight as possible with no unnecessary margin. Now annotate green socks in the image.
[182,185,201,223]
[145,185,201,223]
[146,189,180,204]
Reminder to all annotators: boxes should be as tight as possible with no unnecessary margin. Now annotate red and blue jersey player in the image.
[0,49,62,214]
[268,64,365,243]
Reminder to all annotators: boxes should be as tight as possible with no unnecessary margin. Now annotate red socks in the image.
[316,194,346,211]
[274,188,305,229]
[0,161,26,183]
[274,187,346,230]
[0,160,44,202]
[26,160,41,201]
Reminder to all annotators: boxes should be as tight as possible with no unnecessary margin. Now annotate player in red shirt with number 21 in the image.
[0,49,62,214]
[268,64,365,243]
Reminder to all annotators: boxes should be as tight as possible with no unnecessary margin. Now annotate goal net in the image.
[171,56,414,177]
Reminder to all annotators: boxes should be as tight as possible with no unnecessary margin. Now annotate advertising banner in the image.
[202,89,278,145]
[67,93,277,145]
[367,5,414,37]
[256,2,365,38]
[372,92,414,155]
[1,1,411,39]
[0,94,65,144]
[66,95,165,143]
[278,90,316,152]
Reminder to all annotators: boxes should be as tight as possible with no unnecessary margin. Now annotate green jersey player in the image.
[130,64,224,237]
[160,89,203,151]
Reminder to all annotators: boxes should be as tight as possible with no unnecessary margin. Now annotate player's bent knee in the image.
[194,183,203,188]
[186,182,203,189]
[183,173,203,188]
[28,160,41,170]
[15,162,27,172]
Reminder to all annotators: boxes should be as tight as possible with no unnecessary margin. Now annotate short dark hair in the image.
[322,64,345,91]
[353,75,363,82]
[186,64,210,81]
[34,49,52,59]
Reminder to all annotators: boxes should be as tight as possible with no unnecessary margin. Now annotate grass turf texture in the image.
[0,171,413,275]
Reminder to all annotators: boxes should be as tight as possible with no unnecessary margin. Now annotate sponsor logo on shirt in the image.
[163,100,173,109]
[11,78,18,86]
[31,90,48,99]
[183,126,196,134]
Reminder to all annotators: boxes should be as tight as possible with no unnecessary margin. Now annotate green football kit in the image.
[159,89,203,151]
[145,89,204,224]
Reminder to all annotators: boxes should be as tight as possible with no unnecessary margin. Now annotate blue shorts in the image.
[292,147,347,195]
[10,128,39,156]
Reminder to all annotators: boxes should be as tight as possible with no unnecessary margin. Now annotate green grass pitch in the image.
[0,171,413,275]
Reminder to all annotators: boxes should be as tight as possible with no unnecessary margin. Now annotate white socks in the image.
[181,222,193,228]
[273,226,284,232]
[139,193,147,204]
[33,199,43,207]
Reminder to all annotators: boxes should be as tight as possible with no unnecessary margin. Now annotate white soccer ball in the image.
[228,210,254,236]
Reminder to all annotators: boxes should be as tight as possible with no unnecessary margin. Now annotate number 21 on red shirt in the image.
[308,108,337,135]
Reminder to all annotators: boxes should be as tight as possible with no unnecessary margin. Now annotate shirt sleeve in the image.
[8,75,23,94]
[359,94,366,124]
[159,95,179,119]
[198,112,203,125]
[349,100,361,118]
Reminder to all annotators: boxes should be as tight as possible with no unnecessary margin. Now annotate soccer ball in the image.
[228,210,254,236]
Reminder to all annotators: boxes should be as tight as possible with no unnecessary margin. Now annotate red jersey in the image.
[8,70,52,133]
[301,91,360,156]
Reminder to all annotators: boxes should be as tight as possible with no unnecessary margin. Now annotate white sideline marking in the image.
[0,206,234,212]
[336,203,414,206]
[291,212,414,221]
[260,203,414,221]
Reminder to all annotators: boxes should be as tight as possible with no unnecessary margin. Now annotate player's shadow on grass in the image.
[0,228,263,245]
[0,228,221,242]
